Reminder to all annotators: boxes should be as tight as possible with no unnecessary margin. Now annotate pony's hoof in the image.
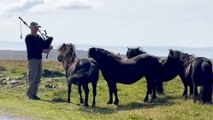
[203,101,211,104]
[151,96,157,100]
[92,104,96,108]
[92,102,96,107]
[107,101,113,104]
[114,102,119,105]
[80,99,84,104]
[182,95,187,100]
[114,100,119,105]
[143,98,148,102]
[182,93,187,98]
[67,101,71,103]
[157,91,164,95]
[157,89,164,95]
[84,104,89,108]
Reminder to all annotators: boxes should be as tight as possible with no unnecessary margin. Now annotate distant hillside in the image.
[0,49,88,61]
[0,41,213,59]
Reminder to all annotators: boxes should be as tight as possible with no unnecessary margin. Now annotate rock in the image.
[1,80,7,85]
[0,73,5,78]
[9,79,19,85]
[0,77,24,87]
[0,66,6,71]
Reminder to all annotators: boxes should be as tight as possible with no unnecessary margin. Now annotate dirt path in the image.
[0,114,30,120]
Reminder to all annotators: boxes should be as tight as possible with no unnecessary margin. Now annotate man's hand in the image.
[43,46,53,53]
[49,46,53,50]
[42,49,50,53]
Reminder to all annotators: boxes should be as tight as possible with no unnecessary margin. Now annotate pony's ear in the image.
[168,49,174,57]
[127,47,130,50]
[62,43,66,48]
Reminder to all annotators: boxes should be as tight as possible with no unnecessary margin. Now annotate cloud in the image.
[0,0,43,15]
[0,0,102,15]
[29,0,102,13]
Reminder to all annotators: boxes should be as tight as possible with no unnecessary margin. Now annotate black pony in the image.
[126,47,179,94]
[88,47,161,105]
[164,49,213,103]
[58,43,99,107]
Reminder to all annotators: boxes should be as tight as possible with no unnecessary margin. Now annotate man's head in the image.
[29,22,41,34]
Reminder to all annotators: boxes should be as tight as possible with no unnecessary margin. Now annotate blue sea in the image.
[1,41,213,59]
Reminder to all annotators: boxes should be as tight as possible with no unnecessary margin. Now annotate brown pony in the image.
[58,43,99,107]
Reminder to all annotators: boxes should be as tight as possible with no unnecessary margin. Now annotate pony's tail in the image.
[202,61,213,104]
[202,81,212,103]
[156,79,164,94]
[156,63,164,94]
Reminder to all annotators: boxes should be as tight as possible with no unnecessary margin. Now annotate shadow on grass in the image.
[39,95,181,115]
[116,95,179,111]
[78,106,118,115]
[78,95,180,114]
[39,97,66,103]
[50,97,67,103]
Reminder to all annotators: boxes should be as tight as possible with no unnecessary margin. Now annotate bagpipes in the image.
[18,17,53,59]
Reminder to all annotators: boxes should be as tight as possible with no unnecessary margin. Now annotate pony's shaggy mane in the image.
[169,50,195,66]
[89,47,122,62]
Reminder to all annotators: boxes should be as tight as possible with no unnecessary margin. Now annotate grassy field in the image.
[0,60,213,120]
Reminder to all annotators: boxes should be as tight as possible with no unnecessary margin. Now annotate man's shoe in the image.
[33,96,41,100]
[26,95,40,100]
[26,95,33,99]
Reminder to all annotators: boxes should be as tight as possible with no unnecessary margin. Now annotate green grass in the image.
[0,60,213,120]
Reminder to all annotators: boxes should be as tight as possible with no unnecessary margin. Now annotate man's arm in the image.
[42,37,53,49]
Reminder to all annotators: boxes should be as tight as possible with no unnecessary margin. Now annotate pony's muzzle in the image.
[57,55,63,62]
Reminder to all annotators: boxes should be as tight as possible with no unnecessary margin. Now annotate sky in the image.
[0,0,213,47]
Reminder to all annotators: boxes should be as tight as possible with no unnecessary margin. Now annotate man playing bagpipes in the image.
[22,20,53,100]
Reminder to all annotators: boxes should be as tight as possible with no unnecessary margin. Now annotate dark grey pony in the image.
[164,49,213,103]
[88,47,161,105]
[58,43,99,107]
[126,47,178,94]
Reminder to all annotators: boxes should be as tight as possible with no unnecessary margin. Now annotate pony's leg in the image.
[83,84,90,107]
[189,84,193,95]
[78,84,84,104]
[67,82,72,103]
[182,82,188,100]
[200,86,204,102]
[151,80,157,100]
[107,82,113,104]
[91,81,97,107]
[144,91,149,102]
[112,83,119,105]
[193,85,198,103]
[144,77,152,102]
